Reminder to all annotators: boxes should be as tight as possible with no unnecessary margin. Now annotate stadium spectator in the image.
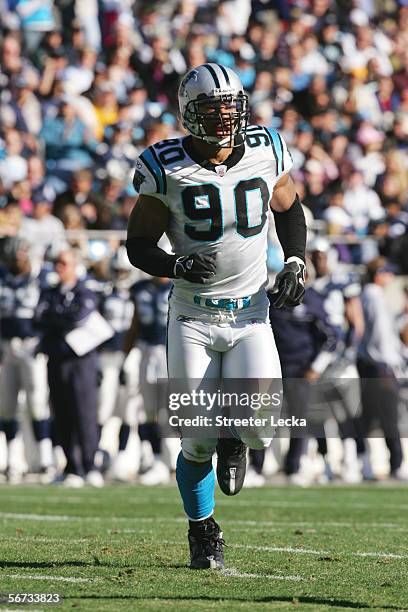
[40,98,98,183]
[14,0,55,54]
[19,191,67,261]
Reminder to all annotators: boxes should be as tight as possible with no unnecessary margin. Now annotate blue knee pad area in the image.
[176,452,215,521]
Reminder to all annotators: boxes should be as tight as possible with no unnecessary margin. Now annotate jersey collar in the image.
[182,135,245,173]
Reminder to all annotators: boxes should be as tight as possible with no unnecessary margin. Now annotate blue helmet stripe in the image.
[217,64,230,86]
[203,64,221,88]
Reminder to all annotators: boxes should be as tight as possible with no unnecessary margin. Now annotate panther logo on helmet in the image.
[180,69,198,95]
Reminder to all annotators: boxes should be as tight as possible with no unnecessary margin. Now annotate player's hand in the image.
[304,368,320,381]
[270,257,306,308]
[174,252,216,284]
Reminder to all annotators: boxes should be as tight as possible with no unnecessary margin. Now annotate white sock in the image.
[38,438,54,468]
[360,452,374,479]
[343,438,357,466]
[8,438,23,473]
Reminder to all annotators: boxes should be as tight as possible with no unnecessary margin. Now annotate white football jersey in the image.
[133,125,293,299]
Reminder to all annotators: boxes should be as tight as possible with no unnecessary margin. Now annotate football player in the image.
[0,240,53,482]
[123,275,175,484]
[95,247,137,481]
[126,64,306,569]
[308,238,368,483]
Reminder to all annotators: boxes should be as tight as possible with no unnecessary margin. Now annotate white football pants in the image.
[98,348,141,427]
[167,289,282,462]
[0,338,49,421]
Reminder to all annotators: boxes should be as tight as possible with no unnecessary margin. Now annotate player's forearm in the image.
[126,237,177,278]
[273,195,307,262]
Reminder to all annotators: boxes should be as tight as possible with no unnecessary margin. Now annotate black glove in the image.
[174,252,216,284]
[270,258,306,308]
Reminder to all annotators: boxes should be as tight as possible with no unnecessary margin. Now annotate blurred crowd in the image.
[0,0,407,266]
[0,0,408,486]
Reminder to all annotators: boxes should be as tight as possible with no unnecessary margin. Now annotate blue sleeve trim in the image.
[140,149,165,195]
[149,146,167,195]
[266,128,284,175]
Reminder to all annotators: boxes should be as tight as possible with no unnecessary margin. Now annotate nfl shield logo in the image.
[215,165,227,177]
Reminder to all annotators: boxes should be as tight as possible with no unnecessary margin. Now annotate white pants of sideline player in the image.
[0,338,49,421]
[98,349,140,427]
[167,288,282,463]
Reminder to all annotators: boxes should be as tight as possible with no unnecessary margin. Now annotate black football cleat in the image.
[188,517,225,569]
[216,437,247,496]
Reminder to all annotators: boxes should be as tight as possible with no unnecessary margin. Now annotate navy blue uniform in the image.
[269,288,342,377]
[0,266,51,341]
[310,270,361,359]
[35,280,97,358]
[269,287,344,474]
[0,266,53,462]
[131,280,171,454]
[131,279,171,346]
[99,285,134,351]
[35,280,99,476]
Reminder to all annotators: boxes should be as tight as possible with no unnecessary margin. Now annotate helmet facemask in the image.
[183,92,249,148]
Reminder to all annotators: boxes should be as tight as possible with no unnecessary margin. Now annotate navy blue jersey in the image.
[0,266,51,340]
[311,270,361,347]
[35,280,97,358]
[131,280,172,346]
[269,287,343,374]
[99,286,134,351]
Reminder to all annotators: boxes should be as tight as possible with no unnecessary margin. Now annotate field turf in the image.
[0,484,407,611]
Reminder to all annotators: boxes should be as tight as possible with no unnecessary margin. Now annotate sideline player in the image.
[0,240,53,482]
[123,275,175,484]
[126,64,306,569]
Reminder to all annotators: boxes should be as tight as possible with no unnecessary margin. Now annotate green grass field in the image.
[0,484,408,611]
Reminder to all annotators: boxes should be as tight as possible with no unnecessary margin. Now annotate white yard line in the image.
[0,512,88,522]
[161,540,408,560]
[3,536,91,544]
[4,493,408,511]
[152,497,408,510]
[233,543,408,560]
[3,573,97,583]
[115,518,408,532]
[2,569,304,584]
[3,495,85,504]
[220,568,303,581]
[2,512,408,532]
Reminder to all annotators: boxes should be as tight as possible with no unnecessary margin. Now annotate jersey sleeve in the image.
[264,128,293,181]
[333,272,361,299]
[132,147,169,206]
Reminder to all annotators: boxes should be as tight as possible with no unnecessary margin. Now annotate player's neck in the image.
[191,138,233,165]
